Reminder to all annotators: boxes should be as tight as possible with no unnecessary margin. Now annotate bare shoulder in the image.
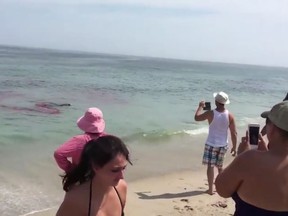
[56,183,89,216]
[56,192,84,216]
[216,149,268,198]
[235,149,265,169]
[115,179,128,206]
[237,149,257,159]
[116,179,127,194]
[239,148,266,157]
[228,112,235,120]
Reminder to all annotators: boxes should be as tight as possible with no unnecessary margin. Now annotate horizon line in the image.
[1,43,287,69]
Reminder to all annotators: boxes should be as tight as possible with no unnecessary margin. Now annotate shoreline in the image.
[17,132,240,216]
[19,133,237,216]
[24,168,235,216]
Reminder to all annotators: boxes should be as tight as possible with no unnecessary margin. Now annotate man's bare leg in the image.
[206,166,215,195]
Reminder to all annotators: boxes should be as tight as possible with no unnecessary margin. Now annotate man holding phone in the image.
[194,91,237,195]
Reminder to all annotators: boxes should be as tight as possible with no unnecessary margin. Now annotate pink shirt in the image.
[54,133,105,172]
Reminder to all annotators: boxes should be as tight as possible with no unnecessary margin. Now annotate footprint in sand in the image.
[211,200,228,208]
[173,206,180,210]
[184,205,194,211]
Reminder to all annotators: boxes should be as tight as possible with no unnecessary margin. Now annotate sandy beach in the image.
[25,149,236,216]
[25,169,235,216]
[126,170,235,216]
[19,127,264,216]
[20,133,240,216]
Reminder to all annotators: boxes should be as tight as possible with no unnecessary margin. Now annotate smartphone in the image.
[203,102,211,111]
[248,123,260,145]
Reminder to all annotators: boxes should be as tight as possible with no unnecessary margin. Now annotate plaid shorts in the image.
[202,144,228,168]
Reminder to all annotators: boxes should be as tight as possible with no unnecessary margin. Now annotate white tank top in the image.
[206,109,230,147]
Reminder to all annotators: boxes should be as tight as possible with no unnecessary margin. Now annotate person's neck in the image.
[85,132,100,135]
[268,139,288,156]
[91,178,112,194]
[215,106,225,112]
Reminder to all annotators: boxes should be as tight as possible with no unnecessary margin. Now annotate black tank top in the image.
[88,180,125,216]
[232,192,288,216]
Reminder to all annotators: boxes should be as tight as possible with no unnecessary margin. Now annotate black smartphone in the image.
[203,102,211,111]
[248,123,260,145]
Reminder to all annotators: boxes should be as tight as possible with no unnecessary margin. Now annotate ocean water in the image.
[0,45,287,215]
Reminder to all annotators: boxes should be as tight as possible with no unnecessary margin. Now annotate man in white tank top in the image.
[194,91,237,195]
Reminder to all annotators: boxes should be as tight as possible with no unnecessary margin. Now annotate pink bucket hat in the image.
[77,107,105,133]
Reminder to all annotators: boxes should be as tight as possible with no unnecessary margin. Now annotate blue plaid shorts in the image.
[202,144,228,168]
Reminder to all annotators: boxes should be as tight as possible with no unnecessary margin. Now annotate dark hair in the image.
[62,135,132,192]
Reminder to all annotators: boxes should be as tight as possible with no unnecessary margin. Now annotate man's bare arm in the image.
[194,101,210,121]
[229,113,237,156]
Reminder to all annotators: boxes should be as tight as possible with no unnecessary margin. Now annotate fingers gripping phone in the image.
[203,102,211,111]
[248,123,260,145]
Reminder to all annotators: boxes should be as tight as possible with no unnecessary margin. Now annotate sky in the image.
[0,0,288,67]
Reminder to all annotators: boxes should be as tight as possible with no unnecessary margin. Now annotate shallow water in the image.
[0,45,287,215]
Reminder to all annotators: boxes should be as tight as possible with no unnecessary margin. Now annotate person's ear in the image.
[269,123,276,135]
[92,164,101,173]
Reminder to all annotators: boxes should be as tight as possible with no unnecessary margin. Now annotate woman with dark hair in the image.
[56,135,132,216]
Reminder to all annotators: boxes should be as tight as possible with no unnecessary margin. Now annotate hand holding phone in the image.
[248,123,260,145]
[203,102,211,111]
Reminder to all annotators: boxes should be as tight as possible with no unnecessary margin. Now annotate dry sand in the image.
[125,170,234,216]
[23,133,238,216]
[26,169,235,216]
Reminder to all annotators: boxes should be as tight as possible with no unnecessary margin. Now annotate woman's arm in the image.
[54,136,83,172]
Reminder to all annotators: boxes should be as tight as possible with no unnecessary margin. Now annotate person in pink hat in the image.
[54,107,106,172]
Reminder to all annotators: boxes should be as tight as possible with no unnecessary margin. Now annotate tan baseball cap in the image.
[261,101,288,132]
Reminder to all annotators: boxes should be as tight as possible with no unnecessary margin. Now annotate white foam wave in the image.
[19,207,57,216]
[183,127,208,135]
[238,117,265,128]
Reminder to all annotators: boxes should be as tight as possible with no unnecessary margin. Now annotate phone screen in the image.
[249,125,260,145]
